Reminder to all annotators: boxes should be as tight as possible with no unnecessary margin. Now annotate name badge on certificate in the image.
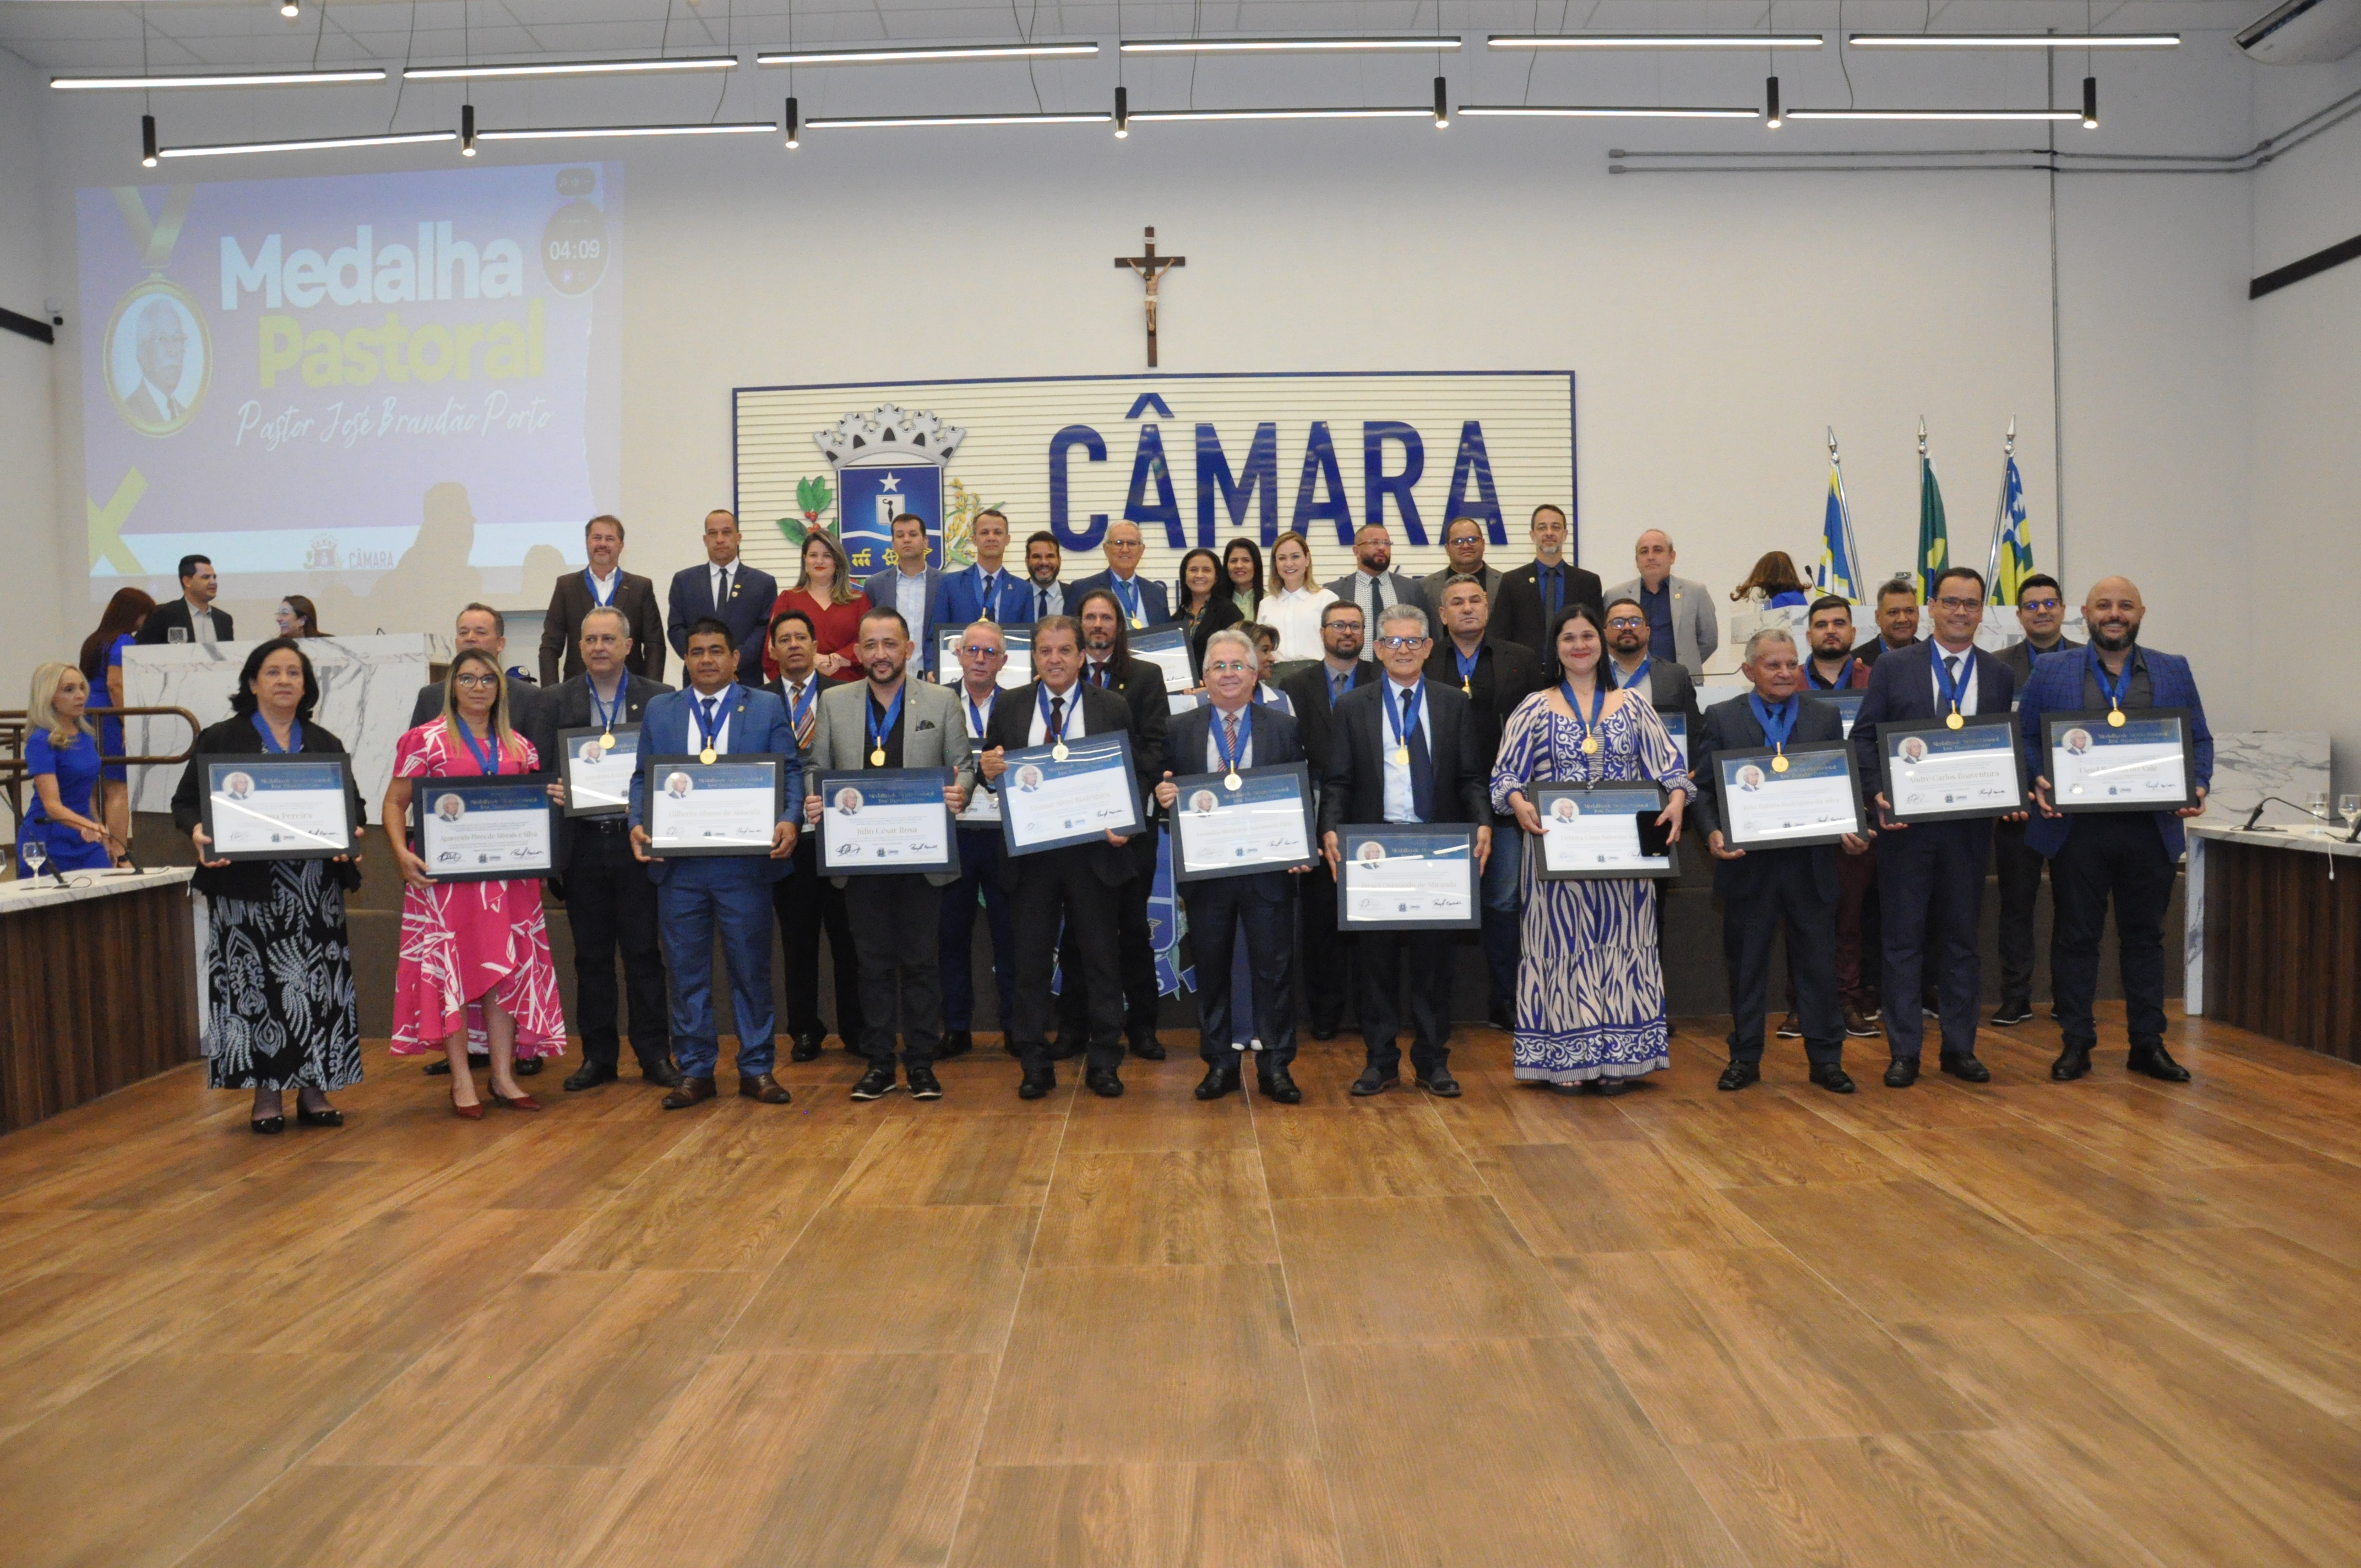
[411,772,557,881]
[998,732,1145,857]
[1716,741,1864,850]
[1169,763,1316,882]
[938,627,1033,689]
[816,767,959,875]
[1128,625,1197,692]
[1337,825,1481,931]
[643,754,787,856]
[1878,713,2026,825]
[1810,689,1865,739]
[202,754,355,861]
[558,723,639,816]
[2044,709,2197,813]
[1533,782,1675,880]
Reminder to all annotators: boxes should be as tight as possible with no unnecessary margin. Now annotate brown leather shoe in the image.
[738,1072,792,1104]
[661,1076,717,1110]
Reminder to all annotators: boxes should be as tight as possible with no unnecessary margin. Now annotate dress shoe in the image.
[249,1115,286,1135]
[1018,1065,1057,1100]
[1309,1023,1339,1042]
[516,1056,545,1077]
[1487,1000,1515,1031]
[564,1061,619,1092]
[1129,1034,1167,1061]
[1350,1064,1399,1097]
[1842,1006,1881,1039]
[2127,1044,2191,1083]
[1988,1000,2034,1027]
[661,1076,717,1110]
[294,1104,345,1128]
[2050,1044,2092,1081]
[1195,1061,1242,1101]
[1884,1057,1920,1088]
[492,1091,542,1112]
[907,1064,944,1099]
[937,1030,973,1061]
[1085,1065,1125,1098]
[738,1072,792,1104]
[789,1033,824,1063]
[640,1059,684,1088]
[1717,1061,1761,1092]
[851,1064,899,1101]
[1259,1066,1303,1104]
[1809,1063,1858,1095]
[1939,1053,1992,1084]
[449,1087,485,1120]
[1416,1069,1462,1098]
[1775,1013,1803,1039]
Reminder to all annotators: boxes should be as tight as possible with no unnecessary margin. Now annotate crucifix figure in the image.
[1114,226,1185,368]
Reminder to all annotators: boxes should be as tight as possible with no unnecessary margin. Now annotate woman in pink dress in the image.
[380,647,567,1117]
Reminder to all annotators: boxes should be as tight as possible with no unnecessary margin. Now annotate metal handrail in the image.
[0,704,200,830]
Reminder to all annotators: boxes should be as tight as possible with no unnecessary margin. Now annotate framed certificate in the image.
[557,723,639,817]
[1169,763,1317,883]
[201,754,355,861]
[1532,782,1675,880]
[998,731,1145,857]
[1809,689,1865,739]
[1337,825,1481,930]
[2044,710,2197,813]
[1130,625,1197,692]
[1877,714,2026,825]
[1716,741,1863,850]
[410,772,557,881]
[1660,711,1690,772]
[815,768,958,876]
[937,626,1033,689]
[644,754,787,856]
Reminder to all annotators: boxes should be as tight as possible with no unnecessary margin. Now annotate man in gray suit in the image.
[1604,529,1718,678]
[802,605,975,1101]
[1325,522,1430,629]
[1417,515,1505,620]
[860,511,947,677]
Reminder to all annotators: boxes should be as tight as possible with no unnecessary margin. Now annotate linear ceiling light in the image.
[1121,37,1461,53]
[1459,103,1761,118]
[402,56,738,80]
[1488,33,1822,48]
[53,67,388,90]
[1128,106,1433,121]
[807,110,1113,128]
[1847,32,2177,47]
[157,128,457,159]
[476,121,779,140]
[758,41,1096,66]
[1785,107,2086,121]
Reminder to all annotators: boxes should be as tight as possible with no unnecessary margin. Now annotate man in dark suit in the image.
[1424,575,1544,1028]
[530,605,679,1091]
[977,616,1150,1099]
[541,514,667,686]
[135,554,232,646]
[932,509,1033,638]
[1158,627,1309,1104]
[666,510,777,684]
[1853,565,2018,1087]
[1068,521,1170,629]
[1490,504,1604,654]
[1691,627,1863,1094]
[1319,603,1493,1098]
[1056,587,1171,1060]
[1990,573,2079,1027]
[2020,575,2211,1084]
[1324,522,1432,630]
[1279,599,1377,1039]
[1019,530,1072,622]
[1854,579,1924,667]
[410,603,543,733]
[761,607,864,1064]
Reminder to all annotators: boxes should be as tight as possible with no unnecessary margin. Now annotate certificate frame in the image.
[1531,781,1675,881]
[643,754,789,857]
[1715,740,1864,850]
[1167,763,1318,884]
[408,771,558,882]
[997,731,1146,857]
[200,753,356,862]
[2042,709,2197,814]
[1129,625,1198,692]
[1875,713,2027,825]
[1336,824,1483,932]
[814,767,959,877]
[556,723,640,818]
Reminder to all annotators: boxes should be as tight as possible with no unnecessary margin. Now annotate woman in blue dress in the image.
[78,586,155,848]
[20,662,123,877]
[1492,603,1692,1093]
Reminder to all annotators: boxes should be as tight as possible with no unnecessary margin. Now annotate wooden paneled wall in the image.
[0,884,201,1131]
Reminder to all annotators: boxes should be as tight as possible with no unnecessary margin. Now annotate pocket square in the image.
[917,719,937,731]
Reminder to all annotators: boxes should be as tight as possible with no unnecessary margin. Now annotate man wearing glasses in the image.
[1990,574,2079,1028]
[938,620,1020,1060]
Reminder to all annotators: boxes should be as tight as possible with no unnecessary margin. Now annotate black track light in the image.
[1114,84,1128,138]
[2081,75,2098,129]
[785,95,800,147]
[1765,74,1782,128]
[1433,75,1449,127]
[461,102,476,156]
[141,112,158,166]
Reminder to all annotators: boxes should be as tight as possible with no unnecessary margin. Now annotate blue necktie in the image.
[1402,687,1434,822]
[1036,586,1048,619]
[980,571,998,621]
[1541,565,1562,624]
[1331,669,1349,705]
[699,697,718,750]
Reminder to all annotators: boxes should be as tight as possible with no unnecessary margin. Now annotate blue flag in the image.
[1989,456,2032,605]
[1820,459,1863,601]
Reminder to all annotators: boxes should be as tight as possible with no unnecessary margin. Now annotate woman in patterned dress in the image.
[1492,602,1693,1095]
[380,647,567,1117]
[172,639,366,1133]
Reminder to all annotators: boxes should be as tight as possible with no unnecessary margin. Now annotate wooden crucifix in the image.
[1114,226,1185,368]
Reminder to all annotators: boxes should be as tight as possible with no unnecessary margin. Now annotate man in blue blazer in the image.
[2019,575,2211,1084]
[862,511,946,677]
[1852,566,2018,1088]
[630,617,804,1108]
[1067,521,1171,629]
[932,508,1033,646]
[1156,628,1311,1105]
[666,510,779,683]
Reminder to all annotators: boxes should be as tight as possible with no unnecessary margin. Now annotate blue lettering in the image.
[1048,424,1109,551]
[1291,421,1354,545]
[1443,421,1506,543]
[1123,423,1185,548]
[1362,421,1427,545]
[1196,422,1280,547]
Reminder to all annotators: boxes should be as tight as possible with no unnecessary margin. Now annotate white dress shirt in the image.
[1027,579,1065,618]
[1262,586,1340,662]
[1378,676,1432,825]
[892,569,929,638]
[686,685,735,753]
[1202,700,1257,772]
[1928,640,1982,717]
[186,599,218,646]
[587,568,620,605]
[709,559,740,608]
[1027,680,1095,745]
[1349,570,1396,625]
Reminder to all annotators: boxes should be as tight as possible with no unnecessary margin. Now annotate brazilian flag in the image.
[1917,450,1949,600]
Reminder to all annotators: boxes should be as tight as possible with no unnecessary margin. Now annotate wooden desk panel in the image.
[2203,838,2361,1063]
[0,878,201,1131]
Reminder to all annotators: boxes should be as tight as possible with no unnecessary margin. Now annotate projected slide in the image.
[78,161,621,631]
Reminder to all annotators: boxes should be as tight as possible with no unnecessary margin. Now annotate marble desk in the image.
[119,634,431,817]
[2187,821,2361,1061]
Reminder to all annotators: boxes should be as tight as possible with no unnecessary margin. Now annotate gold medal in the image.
[1051,742,1069,763]
[1461,680,1471,696]
[699,747,717,765]
[2107,708,2126,728]
[1393,746,1411,766]
[1224,771,1242,792]
[1945,710,1965,731]
[598,731,616,751]
[869,747,886,766]
[1772,752,1791,774]
[1581,736,1601,756]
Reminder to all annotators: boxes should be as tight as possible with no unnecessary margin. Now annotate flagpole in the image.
[1984,416,2015,603]
[1827,426,1865,602]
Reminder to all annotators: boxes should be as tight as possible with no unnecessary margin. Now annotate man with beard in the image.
[1020,531,1071,621]
[1325,522,1430,629]
[1279,600,1377,1038]
[2019,576,2210,1083]
[1798,595,1881,1039]
[1990,573,2079,1027]
[1492,504,1604,654]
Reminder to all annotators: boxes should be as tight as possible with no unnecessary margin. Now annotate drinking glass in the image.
[20,839,48,883]
[2342,795,2359,830]
[2310,791,2331,821]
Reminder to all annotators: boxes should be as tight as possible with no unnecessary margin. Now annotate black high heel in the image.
[295,1106,344,1128]
[249,1115,286,1135]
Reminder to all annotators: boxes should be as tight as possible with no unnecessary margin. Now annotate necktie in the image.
[698,697,719,753]
[1541,566,1561,623]
[718,566,732,605]
[1945,655,1963,710]
[1331,669,1348,705]
[1049,694,1065,741]
[1037,586,1049,619]
[980,571,998,621]
[1367,576,1385,621]
[1222,711,1240,770]
[790,682,813,748]
[1402,687,1434,821]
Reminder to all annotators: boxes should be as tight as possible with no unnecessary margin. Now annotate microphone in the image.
[2240,802,2268,832]
[2239,796,2327,834]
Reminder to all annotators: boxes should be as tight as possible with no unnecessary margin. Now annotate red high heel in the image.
[450,1086,485,1120]
[492,1091,541,1112]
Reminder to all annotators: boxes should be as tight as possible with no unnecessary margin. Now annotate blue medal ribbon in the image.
[452,715,501,776]
[1109,574,1145,626]
[1559,677,1607,757]
[1212,703,1254,777]
[1615,655,1653,694]
[865,683,905,763]
[1386,679,1426,756]
[584,568,616,608]
[1748,690,1800,752]
[1454,645,1481,694]
[589,669,629,732]
[252,711,302,754]
[978,569,1000,622]
[692,685,735,755]
[965,689,995,741]
[2089,648,2132,712]
[1929,641,1968,717]
[1037,682,1073,747]
[1812,655,1856,690]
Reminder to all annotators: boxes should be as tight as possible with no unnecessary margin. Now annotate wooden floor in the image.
[4,1006,2361,1568]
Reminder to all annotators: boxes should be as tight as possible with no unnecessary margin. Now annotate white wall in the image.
[0,48,63,699]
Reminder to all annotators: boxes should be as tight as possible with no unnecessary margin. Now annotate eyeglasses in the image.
[1204,659,1253,676]
[958,644,1004,660]
[1934,596,1983,612]
[2020,597,2062,612]
[1376,635,1427,650]
[453,673,499,689]
[1606,617,1644,630]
